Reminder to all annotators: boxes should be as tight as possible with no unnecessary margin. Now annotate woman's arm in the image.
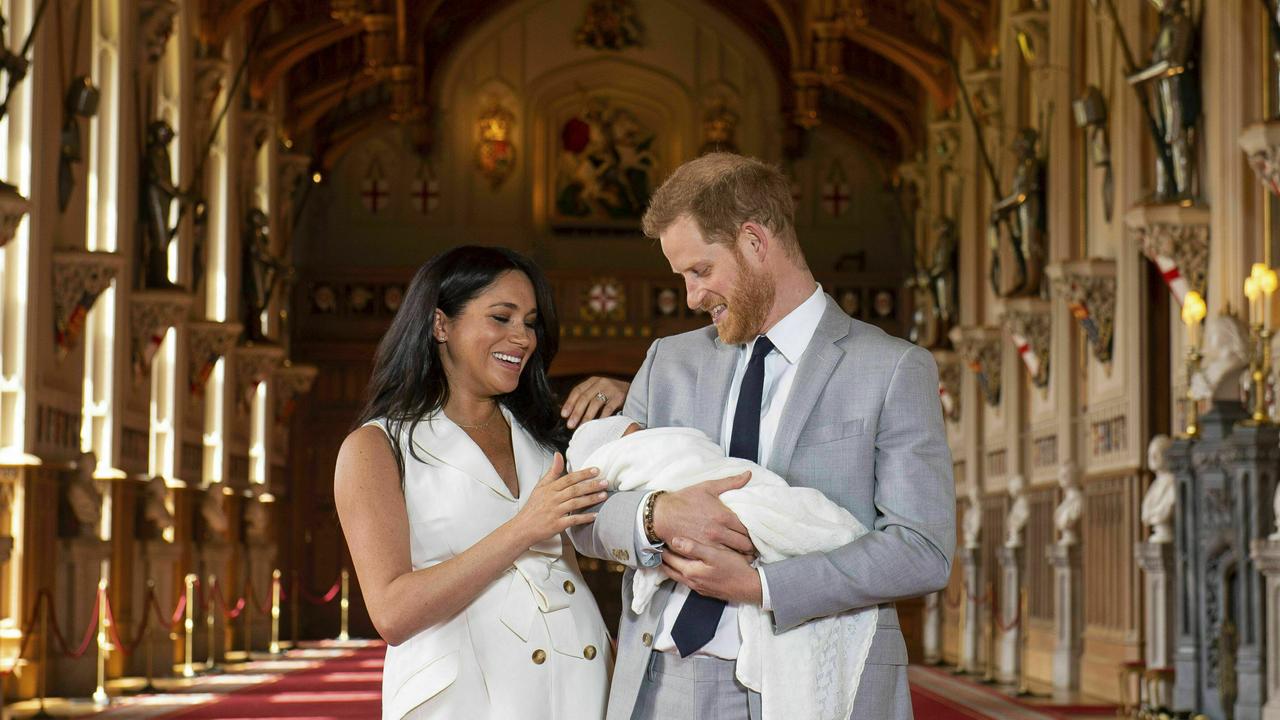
[335,426,605,646]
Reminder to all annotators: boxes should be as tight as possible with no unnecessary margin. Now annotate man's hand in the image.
[561,376,630,429]
[652,472,753,554]
[662,536,763,605]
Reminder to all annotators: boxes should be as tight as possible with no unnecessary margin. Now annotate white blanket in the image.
[577,426,877,720]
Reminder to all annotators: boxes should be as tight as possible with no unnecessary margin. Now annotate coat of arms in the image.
[476,103,516,188]
[575,0,643,51]
[554,97,656,227]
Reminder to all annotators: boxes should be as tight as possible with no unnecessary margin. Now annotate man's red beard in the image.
[701,254,775,345]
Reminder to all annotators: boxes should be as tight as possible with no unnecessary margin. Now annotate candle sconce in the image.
[1181,290,1206,437]
[1243,263,1279,426]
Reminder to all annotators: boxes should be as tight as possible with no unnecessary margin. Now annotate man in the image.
[569,152,954,720]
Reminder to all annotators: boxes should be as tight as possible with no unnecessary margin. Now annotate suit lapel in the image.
[694,333,739,443]
[768,297,851,477]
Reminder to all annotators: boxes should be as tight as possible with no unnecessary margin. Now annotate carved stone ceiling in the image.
[217,0,994,166]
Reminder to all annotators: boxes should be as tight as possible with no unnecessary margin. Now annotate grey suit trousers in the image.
[630,650,913,720]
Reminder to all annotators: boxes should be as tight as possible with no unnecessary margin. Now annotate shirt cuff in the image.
[758,566,773,611]
[634,491,664,568]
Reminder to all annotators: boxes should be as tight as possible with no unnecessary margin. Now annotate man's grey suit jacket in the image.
[569,295,956,720]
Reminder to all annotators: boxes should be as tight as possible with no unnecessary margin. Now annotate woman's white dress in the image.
[366,408,611,719]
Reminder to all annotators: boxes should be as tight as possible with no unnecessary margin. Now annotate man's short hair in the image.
[641,153,804,264]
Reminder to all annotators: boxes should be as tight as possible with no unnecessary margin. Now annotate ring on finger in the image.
[595,392,608,403]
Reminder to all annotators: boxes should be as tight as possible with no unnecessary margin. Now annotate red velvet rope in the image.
[994,597,1021,632]
[210,579,247,621]
[298,578,341,606]
[47,588,101,659]
[0,592,47,676]
[245,578,272,618]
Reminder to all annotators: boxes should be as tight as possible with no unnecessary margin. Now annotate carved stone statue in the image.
[1142,434,1176,543]
[201,489,228,539]
[241,208,287,342]
[140,120,185,289]
[1191,314,1249,401]
[67,450,102,536]
[190,197,209,298]
[1004,474,1029,549]
[1127,0,1201,201]
[962,487,982,550]
[142,474,174,536]
[1054,460,1083,546]
[989,128,1046,297]
[906,217,959,347]
[244,492,270,545]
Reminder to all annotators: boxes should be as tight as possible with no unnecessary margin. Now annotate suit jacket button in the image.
[564,580,576,594]
[532,649,547,664]
[584,645,597,660]
[642,633,652,647]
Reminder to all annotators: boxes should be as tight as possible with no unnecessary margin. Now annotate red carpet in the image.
[156,645,1068,719]
[163,643,384,719]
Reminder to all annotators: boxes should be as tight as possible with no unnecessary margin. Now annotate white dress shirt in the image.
[634,284,826,659]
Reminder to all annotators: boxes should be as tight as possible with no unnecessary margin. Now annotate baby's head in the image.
[566,416,643,471]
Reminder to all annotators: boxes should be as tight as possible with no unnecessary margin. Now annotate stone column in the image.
[1047,543,1081,690]
[1250,539,1280,720]
[923,591,942,665]
[996,546,1022,684]
[960,546,982,672]
[53,537,110,696]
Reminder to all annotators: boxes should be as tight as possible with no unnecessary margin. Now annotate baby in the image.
[567,416,877,720]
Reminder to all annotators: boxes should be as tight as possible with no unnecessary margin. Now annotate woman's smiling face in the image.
[435,270,539,399]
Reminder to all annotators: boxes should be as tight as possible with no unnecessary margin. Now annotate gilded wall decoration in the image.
[574,0,643,51]
[580,278,626,322]
[476,102,517,188]
[700,99,739,155]
[554,96,656,227]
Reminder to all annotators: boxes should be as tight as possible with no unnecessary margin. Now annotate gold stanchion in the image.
[952,586,969,675]
[92,578,109,706]
[140,579,158,693]
[32,593,52,719]
[205,575,218,671]
[290,572,300,651]
[338,569,350,642]
[1014,588,1037,697]
[269,570,282,655]
[182,574,197,678]
[980,582,997,684]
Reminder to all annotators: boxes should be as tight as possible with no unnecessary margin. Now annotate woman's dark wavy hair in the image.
[355,246,568,481]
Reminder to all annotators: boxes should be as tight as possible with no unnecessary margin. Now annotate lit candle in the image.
[1263,268,1278,329]
[1182,290,1206,347]
[1246,276,1261,325]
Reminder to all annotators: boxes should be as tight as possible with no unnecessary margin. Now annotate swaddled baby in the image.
[567,416,878,720]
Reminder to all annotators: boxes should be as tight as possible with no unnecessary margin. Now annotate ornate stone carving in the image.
[1143,435,1176,543]
[1047,259,1116,365]
[186,321,243,397]
[962,64,1002,129]
[929,118,961,168]
[271,363,317,427]
[1054,460,1082,547]
[142,475,174,538]
[1239,120,1280,197]
[66,450,102,537]
[52,249,124,359]
[932,349,962,423]
[792,70,821,129]
[950,326,1002,407]
[192,56,229,144]
[1010,8,1049,71]
[1004,474,1029,548]
[199,487,228,540]
[0,182,29,250]
[244,486,272,545]
[130,290,193,381]
[139,0,179,66]
[1126,203,1210,303]
[1002,298,1051,388]
[231,344,284,414]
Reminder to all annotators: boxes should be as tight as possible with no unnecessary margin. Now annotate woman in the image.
[335,246,612,719]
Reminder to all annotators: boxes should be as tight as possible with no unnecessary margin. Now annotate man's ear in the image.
[740,221,770,263]
[433,309,448,342]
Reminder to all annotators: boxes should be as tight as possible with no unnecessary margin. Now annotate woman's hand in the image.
[562,376,631,429]
[511,453,608,545]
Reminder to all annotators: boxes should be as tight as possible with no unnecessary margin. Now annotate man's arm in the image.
[762,345,956,632]
[564,340,659,568]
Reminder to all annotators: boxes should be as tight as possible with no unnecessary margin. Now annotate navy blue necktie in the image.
[670,335,774,657]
